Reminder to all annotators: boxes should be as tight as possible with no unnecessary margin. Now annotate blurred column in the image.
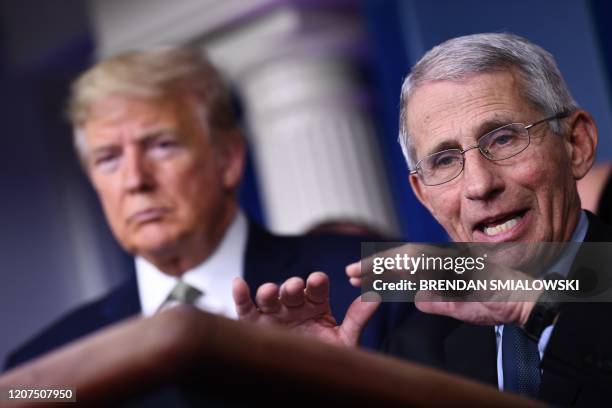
[92,0,398,236]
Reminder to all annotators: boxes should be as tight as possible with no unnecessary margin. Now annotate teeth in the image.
[483,216,521,236]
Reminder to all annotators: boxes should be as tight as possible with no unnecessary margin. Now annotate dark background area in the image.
[2,0,612,365]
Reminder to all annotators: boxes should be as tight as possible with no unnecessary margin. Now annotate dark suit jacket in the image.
[5,222,409,370]
[384,212,612,406]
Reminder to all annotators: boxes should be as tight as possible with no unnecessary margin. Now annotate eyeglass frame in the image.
[409,111,571,186]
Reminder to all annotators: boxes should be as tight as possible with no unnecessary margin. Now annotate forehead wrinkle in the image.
[85,98,181,151]
[408,72,532,159]
[417,101,517,157]
[86,121,176,152]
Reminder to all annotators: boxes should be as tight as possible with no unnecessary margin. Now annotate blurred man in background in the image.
[5,48,404,369]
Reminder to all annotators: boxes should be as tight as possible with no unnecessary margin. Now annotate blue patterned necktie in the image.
[502,324,541,397]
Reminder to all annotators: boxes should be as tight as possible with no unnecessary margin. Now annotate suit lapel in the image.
[100,269,141,323]
[566,211,612,290]
[538,212,612,405]
[584,210,612,242]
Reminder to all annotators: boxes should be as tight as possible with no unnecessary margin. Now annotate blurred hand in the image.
[414,292,535,326]
[346,246,539,327]
[232,272,380,347]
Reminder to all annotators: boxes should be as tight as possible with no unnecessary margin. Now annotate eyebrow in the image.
[89,128,178,154]
[89,144,118,157]
[137,129,179,145]
[425,140,461,156]
[424,117,517,157]
[475,117,516,138]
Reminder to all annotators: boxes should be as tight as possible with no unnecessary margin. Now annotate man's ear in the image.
[564,109,598,180]
[409,173,435,215]
[219,130,246,190]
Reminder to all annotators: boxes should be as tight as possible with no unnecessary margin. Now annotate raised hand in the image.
[414,292,535,326]
[232,271,380,347]
[346,245,539,327]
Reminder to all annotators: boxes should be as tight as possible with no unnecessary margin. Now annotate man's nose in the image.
[462,150,504,201]
[121,149,155,193]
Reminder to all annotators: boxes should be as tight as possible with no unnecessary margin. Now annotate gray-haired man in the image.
[234,33,611,405]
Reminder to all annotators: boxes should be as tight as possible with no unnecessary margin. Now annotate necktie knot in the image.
[157,280,203,313]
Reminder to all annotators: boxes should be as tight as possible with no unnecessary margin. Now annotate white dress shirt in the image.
[135,211,248,319]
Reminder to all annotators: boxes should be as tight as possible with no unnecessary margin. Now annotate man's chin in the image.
[488,248,538,273]
[125,233,180,260]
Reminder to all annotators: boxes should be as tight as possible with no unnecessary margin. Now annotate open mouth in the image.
[476,210,527,237]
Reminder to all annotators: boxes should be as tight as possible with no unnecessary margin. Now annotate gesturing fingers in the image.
[232,277,259,321]
[233,272,354,346]
[304,272,329,304]
[256,282,281,313]
[279,277,306,307]
[345,261,362,287]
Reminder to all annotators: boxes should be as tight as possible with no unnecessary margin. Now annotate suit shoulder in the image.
[298,232,368,249]
[249,219,371,245]
[4,279,138,371]
[289,233,371,267]
[585,211,612,241]
[249,221,370,259]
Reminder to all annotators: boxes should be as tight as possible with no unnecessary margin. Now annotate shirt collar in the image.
[544,210,588,277]
[572,209,589,243]
[136,210,248,317]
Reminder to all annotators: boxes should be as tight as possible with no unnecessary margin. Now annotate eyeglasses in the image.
[409,112,570,186]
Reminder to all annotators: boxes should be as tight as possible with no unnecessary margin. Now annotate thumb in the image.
[232,277,258,321]
[338,292,381,346]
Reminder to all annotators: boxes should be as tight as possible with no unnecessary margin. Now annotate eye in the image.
[492,132,516,146]
[155,140,178,149]
[91,151,120,173]
[431,152,460,169]
[486,129,520,150]
[149,138,181,159]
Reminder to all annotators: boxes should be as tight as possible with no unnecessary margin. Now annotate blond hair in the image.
[68,47,237,156]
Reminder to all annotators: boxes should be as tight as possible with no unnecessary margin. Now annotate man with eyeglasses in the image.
[409,112,569,187]
[233,33,612,405]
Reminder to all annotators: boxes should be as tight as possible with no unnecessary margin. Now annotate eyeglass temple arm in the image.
[524,110,571,130]
[407,110,571,174]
